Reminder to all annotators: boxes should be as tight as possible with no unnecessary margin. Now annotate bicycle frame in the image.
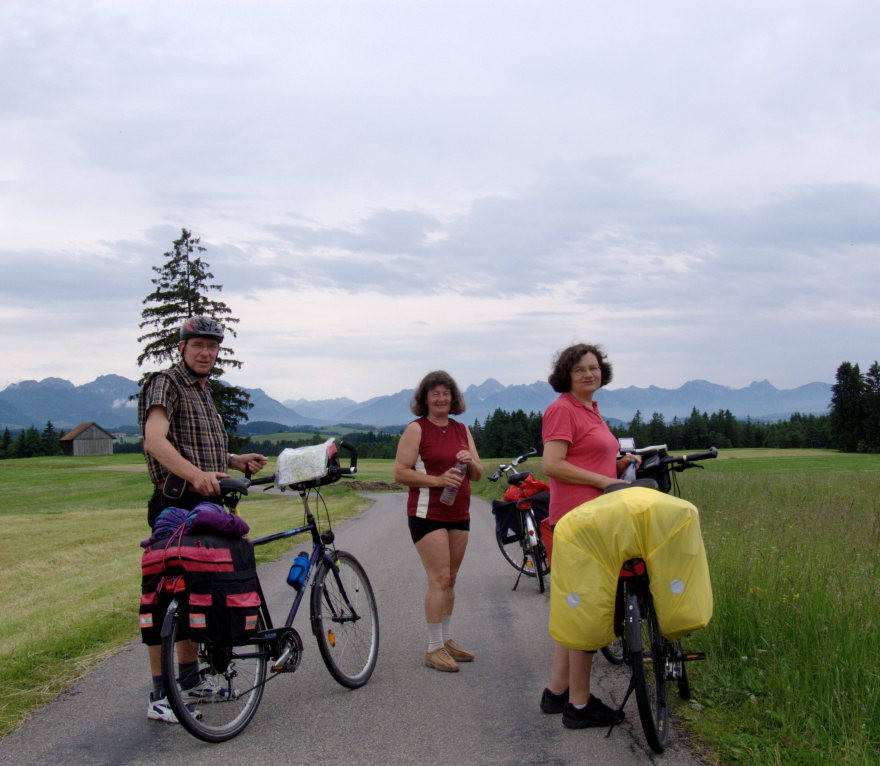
[248,497,332,635]
[159,440,380,742]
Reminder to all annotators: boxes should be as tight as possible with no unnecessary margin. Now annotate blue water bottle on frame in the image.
[287,551,311,590]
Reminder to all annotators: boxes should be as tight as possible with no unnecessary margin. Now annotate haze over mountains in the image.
[0,374,832,432]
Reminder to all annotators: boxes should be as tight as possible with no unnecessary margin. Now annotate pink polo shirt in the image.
[542,392,619,525]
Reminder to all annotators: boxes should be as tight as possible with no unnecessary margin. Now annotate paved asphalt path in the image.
[0,493,707,766]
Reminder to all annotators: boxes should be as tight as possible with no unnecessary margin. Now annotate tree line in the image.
[469,407,833,457]
[1,422,65,459]
[828,360,880,452]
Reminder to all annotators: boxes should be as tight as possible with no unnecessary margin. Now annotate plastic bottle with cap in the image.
[286,551,311,590]
[439,462,468,505]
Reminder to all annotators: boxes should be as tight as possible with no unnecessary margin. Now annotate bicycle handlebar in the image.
[678,447,718,463]
[224,440,359,495]
[488,447,538,482]
[331,440,358,476]
[620,444,717,464]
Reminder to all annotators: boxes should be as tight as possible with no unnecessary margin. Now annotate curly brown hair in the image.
[410,370,466,416]
[548,343,613,393]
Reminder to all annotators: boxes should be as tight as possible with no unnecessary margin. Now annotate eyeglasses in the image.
[187,341,221,353]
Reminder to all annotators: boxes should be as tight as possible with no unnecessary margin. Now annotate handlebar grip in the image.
[681,447,718,462]
[247,475,276,486]
[334,440,358,475]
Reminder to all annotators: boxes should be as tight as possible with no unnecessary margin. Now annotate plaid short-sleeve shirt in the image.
[138,362,228,484]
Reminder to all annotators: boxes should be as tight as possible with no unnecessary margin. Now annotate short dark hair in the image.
[548,343,613,393]
[410,370,466,416]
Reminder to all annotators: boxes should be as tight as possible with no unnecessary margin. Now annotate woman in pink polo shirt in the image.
[539,343,639,730]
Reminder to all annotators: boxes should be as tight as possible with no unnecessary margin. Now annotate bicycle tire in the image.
[160,600,269,742]
[624,588,670,753]
[496,529,537,577]
[310,550,379,688]
[496,509,550,579]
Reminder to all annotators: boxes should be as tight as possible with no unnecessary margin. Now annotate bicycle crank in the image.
[271,628,303,673]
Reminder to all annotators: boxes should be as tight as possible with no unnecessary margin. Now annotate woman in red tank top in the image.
[394,370,483,672]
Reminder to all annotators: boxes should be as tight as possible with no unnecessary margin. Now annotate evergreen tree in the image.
[626,410,648,445]
[646,412,666,446]
[0,427,11,459]
[18,427,42,458]
[829,362,865,452]
[40,421,63,456]
[137,228,253,437]
[863,361,880,452]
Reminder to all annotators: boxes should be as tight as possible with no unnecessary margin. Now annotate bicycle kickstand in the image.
[605,680,635,739]
[512,560,527,591]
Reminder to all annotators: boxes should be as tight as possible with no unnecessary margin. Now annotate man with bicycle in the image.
[138,316,267,723]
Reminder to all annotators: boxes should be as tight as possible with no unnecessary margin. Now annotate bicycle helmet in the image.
[179,316,224,342]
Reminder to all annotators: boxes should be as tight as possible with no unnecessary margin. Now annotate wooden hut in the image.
[60,422,116,457]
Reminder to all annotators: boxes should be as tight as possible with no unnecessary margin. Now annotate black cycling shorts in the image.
[408,516,470,544]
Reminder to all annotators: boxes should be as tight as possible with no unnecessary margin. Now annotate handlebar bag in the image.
[140,530,262,647]
[549,487,712,650]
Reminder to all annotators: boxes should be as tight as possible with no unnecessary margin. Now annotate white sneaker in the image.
[147,695,179,723]
[183,675,238,703]
[147,694,202,722]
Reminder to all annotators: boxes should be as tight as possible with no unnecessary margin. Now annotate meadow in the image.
[1,450,879,764]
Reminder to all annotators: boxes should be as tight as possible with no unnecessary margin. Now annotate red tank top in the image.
[405,417,471,522]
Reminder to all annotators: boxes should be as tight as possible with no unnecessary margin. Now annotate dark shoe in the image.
[540,687,569,714]
[562,695,625,729]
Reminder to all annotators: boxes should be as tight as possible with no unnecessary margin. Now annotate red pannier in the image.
[140,530,262,647]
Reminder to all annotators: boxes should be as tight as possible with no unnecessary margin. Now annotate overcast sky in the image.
[2,1,877,404]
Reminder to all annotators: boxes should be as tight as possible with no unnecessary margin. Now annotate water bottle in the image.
[286,551,311,590]
[439,462,468,505]
[621,458,638,482]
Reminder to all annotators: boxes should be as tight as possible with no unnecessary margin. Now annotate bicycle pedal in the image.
[682,651,706,662]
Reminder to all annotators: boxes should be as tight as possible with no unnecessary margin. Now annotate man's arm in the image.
[143,404,228,496]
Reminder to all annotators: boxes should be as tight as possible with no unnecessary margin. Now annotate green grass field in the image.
[2,449,879,764]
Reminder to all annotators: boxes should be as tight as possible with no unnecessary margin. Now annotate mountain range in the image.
[0,374,832,432]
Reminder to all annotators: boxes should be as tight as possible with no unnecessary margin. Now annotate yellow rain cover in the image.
[549,487,712,651]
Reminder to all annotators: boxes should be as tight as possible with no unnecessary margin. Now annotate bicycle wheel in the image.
[624,588,670,753]
[310,550,379,688]
[496,528,536,576]
[161,599,268,742]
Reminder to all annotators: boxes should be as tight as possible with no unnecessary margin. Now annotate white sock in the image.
[427,622,444,652]
[441,615,452,643]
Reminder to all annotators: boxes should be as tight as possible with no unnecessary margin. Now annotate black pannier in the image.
[491,490,550,544]
[492,499,524,543]
[140,531,262,647]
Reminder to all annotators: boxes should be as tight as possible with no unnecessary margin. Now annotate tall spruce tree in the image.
[829,361,865,452]
[862,361,880,452]
[137,228,253,438]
